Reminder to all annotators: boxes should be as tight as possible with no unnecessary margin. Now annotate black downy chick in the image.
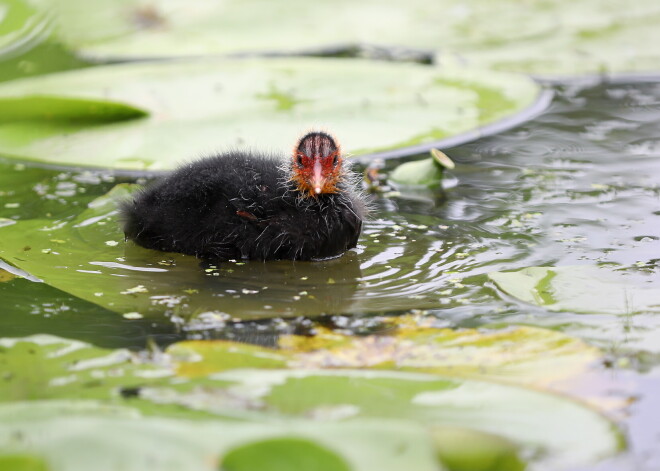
[119,132,366,261]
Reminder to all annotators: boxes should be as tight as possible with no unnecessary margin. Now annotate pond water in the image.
[1,77,660,469]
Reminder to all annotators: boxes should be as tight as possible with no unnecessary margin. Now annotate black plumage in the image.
[119,133,366,261]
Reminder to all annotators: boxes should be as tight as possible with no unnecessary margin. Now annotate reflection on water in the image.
[119,245,364,320]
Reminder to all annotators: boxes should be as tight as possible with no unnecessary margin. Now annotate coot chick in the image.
[120,132,366,261]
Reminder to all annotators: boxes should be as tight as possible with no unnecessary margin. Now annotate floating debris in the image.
[121,285,148,295]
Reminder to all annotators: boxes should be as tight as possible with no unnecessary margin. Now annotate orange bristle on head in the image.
[291,131,343,196]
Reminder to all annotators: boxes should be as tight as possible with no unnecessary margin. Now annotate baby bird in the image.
[120,131,366,261]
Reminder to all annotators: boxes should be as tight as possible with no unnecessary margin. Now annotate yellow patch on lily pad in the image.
[0,268,17,283]
[170,315,601,392]
[280,316,601,389]
[169,340,288,378]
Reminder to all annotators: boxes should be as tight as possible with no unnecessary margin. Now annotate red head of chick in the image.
[291,131,343,197]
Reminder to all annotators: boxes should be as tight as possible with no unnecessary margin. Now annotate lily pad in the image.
[0,57,540,170]
[174,315,601,393]
[0,267,16,282]
[0,96,147,123]
[0,0,49,59]
[430,427,525,471]
[0,455,49,471]
[489,265,660,315]
[184,369,622,469]
[0,401,443,471]
[0,335,623,470]
[220,437,351,471]
[0,335,169,402]
[452,0,660,77]
[28,0,660,77]
[0,0,90,82]
[389,156,446,188]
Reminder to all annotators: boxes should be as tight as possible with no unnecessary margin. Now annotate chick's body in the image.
[120,148,365,261]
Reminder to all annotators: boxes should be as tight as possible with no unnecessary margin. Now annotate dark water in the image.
[1,80,660,470]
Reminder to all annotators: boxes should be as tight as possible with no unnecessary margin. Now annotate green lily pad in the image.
[0,401,443,471]
[0,0,49,58]
[0,335,624,469]
[452,0,660,77]
[192,369,622,469]
[430,427,525,471]
[0,335,169,402]
[0,0,90,82]
[0,57,539,170]
[0,267,16,282]
[0,96,147,123]
[489,265,660,315]
[28,0,660,77]
[389,157,446,188]
[374,146,456,194]
[0,454,49,471]
[221,437,351,471]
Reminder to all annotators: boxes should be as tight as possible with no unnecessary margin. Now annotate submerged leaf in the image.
[489,265,660,315]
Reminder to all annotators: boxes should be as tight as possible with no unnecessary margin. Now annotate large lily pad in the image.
[214,369,622,469]
[0,57,540,170]
[489,265,660,315]
[452,0,660,77]
[0,335,623,469]
[0,401,443,471]
[27,0,660,77]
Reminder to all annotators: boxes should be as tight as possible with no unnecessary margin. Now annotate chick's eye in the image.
[297,153,305,167]
[332,154,339,166]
